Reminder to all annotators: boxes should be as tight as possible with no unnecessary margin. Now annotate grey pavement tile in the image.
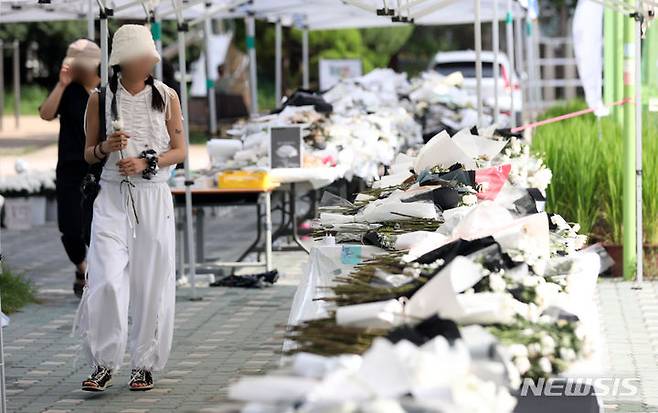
[1,209,303,413]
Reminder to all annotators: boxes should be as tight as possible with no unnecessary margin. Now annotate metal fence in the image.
[527,35,583,113]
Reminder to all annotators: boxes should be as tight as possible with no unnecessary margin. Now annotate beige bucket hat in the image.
[62,39,101,70]
[109,24,161,66]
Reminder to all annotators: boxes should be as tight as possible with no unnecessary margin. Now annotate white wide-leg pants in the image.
[73,178,176,372]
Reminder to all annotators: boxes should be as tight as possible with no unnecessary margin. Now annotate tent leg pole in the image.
[623,5,637,280]
[514,14,526,124]
[100,6,109,86]
[178,24,199,300]
[604,7,615,105]
[302,27,309,89]
[634,3,642,283]
[153,12,164,80]
[505,0,515,126]
[615,9,625,124]
[533,19,542,114]
[204,16,217,136]
[87,0,95,40]
[246,15,258,115]
[0,313,5,413]
[0,281,5,413]
[0,235,6,413]
[492,0,500,125]
[275,19,282,105]
[0,40,4,131]
[474,0,483,127]
[13,41,20,130]
[524,17,534,120]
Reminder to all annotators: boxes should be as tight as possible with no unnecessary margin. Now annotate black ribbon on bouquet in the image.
[414,236,499,267]
[271,88,333,114]
[362,231,392,250]
[417,163,476,188]
[386,315,461,346]
[514,188,547,216]
[469,126,524,140]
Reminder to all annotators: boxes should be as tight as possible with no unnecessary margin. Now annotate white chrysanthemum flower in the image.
[529,167,552,191]
[510,137,522,154]
[538,315,552,325]
[462,194,478,206]
[508,344,528,358]
[522,275,539,288]
[513,356,531,375]
[560,348,577,362]
[540,335,556,355]
[526,303,541,323]
[112,118,124,131]
[528,343,542,357]
[538,356,553,374]
[488,273,507,292]
[14,159,30,174]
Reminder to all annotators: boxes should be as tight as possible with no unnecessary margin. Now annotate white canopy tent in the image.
[0,0,526,27]
[0,0,534,299]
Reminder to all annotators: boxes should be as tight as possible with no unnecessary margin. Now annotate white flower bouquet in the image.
[0,169,56,198]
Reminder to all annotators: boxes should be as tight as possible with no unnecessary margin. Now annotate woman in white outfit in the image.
[74,24,185,392]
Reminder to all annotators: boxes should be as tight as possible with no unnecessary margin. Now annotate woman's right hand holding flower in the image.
[103,131,130,153]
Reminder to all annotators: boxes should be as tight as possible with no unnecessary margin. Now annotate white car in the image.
[430,50,523,115]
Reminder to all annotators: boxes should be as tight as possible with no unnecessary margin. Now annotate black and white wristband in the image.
[138,149,159,180]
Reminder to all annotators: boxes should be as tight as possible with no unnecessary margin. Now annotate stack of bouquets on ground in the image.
[216,68,516,184]
[228,126,602,413]
[217,69,422,182]
[320,69,422,181]
[403,71,512,136]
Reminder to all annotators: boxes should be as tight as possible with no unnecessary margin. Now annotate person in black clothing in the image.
[39,39,101,298]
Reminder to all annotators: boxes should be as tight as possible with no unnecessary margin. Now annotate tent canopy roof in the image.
[1,0,527,27]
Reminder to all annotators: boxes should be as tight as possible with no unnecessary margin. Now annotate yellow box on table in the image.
[217,170,272,190]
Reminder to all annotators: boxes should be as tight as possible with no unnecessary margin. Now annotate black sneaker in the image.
[259,270,279,284]
[129,368,154,391]
[81,366,112,391]
[210,274,265,288]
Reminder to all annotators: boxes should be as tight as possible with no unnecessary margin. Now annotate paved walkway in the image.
[2,210,658,412]
[598,281,658,413]
[1,207,306,413]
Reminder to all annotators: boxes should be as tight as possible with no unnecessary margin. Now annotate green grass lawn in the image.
[0,264,38,314]
[3,84,48,116]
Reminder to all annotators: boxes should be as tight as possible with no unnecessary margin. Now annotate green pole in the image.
[623,4,636,279]
[644,24,658,102]
[615,10,625,124]
[604,8,615,104]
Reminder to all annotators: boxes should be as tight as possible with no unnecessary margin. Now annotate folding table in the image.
[171,186,276,278]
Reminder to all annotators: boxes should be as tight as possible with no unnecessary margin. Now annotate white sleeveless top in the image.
[101,79,176,183]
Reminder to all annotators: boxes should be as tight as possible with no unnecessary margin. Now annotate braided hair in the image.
[109,64,165,120]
